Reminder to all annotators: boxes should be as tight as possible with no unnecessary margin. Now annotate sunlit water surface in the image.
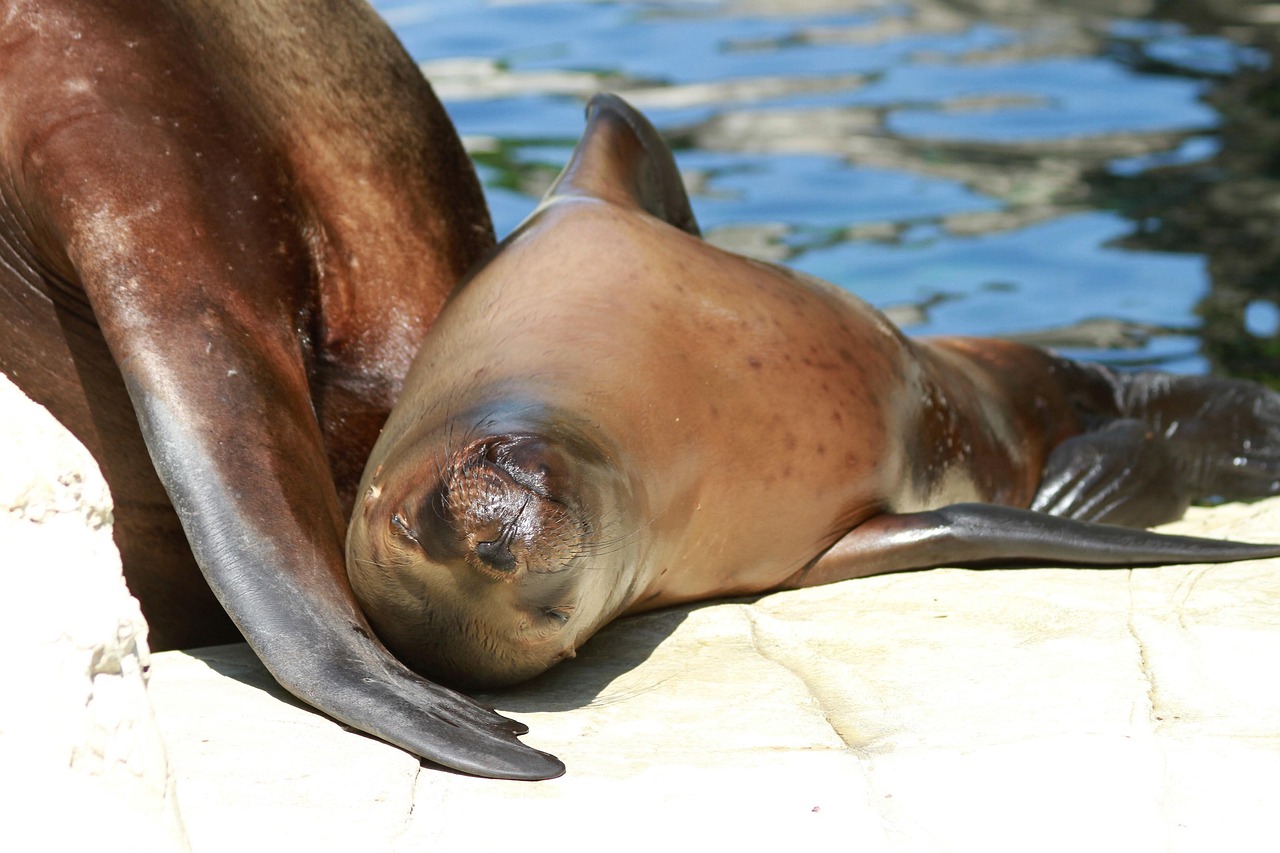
[373,0,1277,375]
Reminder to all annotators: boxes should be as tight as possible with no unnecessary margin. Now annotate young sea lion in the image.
[0,0,559,779]
[348,94,1280,691]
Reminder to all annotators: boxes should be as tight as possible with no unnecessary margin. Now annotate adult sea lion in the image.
[0,0,561,779]
[348,94,1280,691]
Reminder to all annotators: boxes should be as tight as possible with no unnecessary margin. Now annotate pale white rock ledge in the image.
[0,374,188,852]
[5,369,1280,852]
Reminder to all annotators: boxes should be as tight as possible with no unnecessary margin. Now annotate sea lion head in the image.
[346,405,640,690]
[347,93,696,689]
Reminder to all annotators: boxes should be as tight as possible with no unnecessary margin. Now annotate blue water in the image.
[374,0,1268,373]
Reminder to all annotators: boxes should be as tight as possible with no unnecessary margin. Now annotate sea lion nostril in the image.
[475,537,518,572]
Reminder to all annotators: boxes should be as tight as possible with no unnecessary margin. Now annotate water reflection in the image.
[1083,0,1280,385]
[374,0,1280,384]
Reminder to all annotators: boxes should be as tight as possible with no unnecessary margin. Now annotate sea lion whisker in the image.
[350,551,419,572]
[584,522,647,551]
[528,563,576,575]
[573,513,656,558]
[562,559,626,576]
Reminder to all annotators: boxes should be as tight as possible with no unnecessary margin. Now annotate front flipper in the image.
[546,93,701,236]
[784,503,1280,588]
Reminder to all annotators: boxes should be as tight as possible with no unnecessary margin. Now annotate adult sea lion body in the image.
[348,94,1280,691]
[0,0,562,779]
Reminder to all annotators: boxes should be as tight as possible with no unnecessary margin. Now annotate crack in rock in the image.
[741,607,904,841]
[741,608,867,755]
[1125,570,1177,851]
[395,762,421,842]
[1125,570,1160,730]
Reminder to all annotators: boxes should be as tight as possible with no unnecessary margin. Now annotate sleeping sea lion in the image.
[347,94,1280,691]
[0,0,561,779]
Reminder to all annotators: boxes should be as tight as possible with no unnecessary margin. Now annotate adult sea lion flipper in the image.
[0,0,561,780]
[786,503,1280,587]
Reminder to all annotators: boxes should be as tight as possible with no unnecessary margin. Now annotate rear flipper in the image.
[1033,372,1280,527]
[783,503,1280,588]
[1031,420,1193,528]
[1117,371,1280,501]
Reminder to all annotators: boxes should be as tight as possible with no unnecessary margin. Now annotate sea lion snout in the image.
[445,435,584,580]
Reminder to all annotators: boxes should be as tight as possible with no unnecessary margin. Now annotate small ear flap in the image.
[545,93,700,236]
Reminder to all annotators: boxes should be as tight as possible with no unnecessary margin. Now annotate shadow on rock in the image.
[477,605,704,714]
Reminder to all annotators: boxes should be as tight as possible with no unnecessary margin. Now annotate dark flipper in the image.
[1116,371,1280,501]
[1029,370,1280,527]
[129,385,564,781]
[1031,419,1193,527]
[785,503,1280,588]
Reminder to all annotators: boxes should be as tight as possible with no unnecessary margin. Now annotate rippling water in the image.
[373,0,1280,380]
